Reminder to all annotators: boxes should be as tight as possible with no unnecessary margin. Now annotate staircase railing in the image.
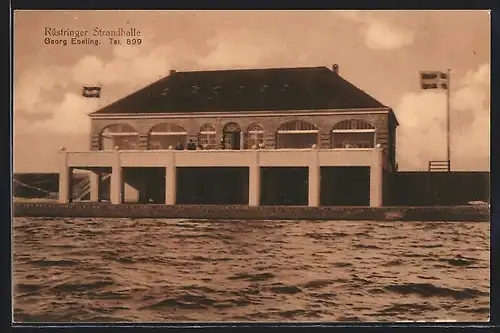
[427,160,451,205]
[73,173,111,201]
[428,160,451,172]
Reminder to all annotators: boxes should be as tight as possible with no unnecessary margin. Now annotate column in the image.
[110,150,123,204]
[90,133,101,151]
[138,134,149,150]
[308,149,320,207]
[165,151,177,205]
[370,147,383,207]
[58,149,70,203]
[89,171,101,202]
[249,150,260,206]
[319,131,331,149]
[240,131,244,150]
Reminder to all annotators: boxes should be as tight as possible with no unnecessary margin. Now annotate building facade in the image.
[59,65,399,207]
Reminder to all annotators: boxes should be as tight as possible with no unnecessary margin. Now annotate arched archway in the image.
[199,123,217,149]
[148,123,188,150]
[222,122,242,150]
[276,120,318,149]
[332,119,376,148]
[100,124,139,150]
[247,123,265,149]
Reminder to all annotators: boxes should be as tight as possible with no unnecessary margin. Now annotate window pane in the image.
[106,124,136,133]
[277,133,317,149]
[248,132,264,148]
[248,123,264,132]
[101,124,139,150]
[278,120,317,131]
[200,124,216,132]
[333,120,375,130]
[149,135,187,150]
[150,123,186,133]
[101,135,140,150]
[224,122,241,132]
[332,132,375,148]
[199,133,217,149]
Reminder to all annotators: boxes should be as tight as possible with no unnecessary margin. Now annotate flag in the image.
[82,86,102,98]
[420,71,448,90]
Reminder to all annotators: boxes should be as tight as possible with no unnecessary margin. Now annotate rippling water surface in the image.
[13,218,490,323]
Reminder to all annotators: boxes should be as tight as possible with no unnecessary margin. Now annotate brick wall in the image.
[90,112,391,151]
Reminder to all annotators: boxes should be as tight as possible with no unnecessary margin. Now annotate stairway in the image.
[73,173,111,201]
[428,160,450,172]
[428,160,451,205]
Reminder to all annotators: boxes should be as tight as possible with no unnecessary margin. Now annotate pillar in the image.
[89,171,101,202]
[370,147,383,207]
[249,150,260,206]
[138,134,149,150]
[308,149,320,207]
[165,151,177,205]
[111,150,123,204]
[58,149,70,203]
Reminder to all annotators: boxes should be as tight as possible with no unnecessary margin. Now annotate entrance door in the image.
[231,132,241,150]
[223,122,242,150]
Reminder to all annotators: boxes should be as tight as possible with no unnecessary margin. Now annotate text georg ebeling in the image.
[44,27,143,46]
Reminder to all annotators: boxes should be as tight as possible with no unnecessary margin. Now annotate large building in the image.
[59,65,399,207]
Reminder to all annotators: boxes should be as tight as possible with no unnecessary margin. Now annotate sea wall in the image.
[392,171,490,206]
[13,203,490,222]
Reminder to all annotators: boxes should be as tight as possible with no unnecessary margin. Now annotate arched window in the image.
[247,123,264,149]
[148,123,188,150]
[332,119,375,149]
[222,122,242,150]
[199,123,217,149]
[276,120,318,149]
[100,124,139,150]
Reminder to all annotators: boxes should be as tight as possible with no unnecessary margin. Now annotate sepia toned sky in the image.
[13,10,490,172]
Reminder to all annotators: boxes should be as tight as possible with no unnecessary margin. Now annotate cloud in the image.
[14,29,294,138]
[13,14,488,173]
[14,44,183,136]
[14,93,96,135]
[339,11,414,50]
[14,61,106,136]
[362,20,414,50]
[202,29,281,69]
[15,67,72,114]
[395,64,490,171]
[71,45,172,87]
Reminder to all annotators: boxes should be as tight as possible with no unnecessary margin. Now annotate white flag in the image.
[420,71,448,90]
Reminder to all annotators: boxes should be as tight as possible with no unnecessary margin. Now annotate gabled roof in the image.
[90,66,388,115]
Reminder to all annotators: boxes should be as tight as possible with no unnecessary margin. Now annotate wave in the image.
[269,284,302,294]
[51,278,116,293]
[27,259,80,267]
[385,283,489,300]
[12,217,490,322]
[227,272,275,282]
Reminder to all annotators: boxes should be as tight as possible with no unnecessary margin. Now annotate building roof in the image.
[90,66,388,115]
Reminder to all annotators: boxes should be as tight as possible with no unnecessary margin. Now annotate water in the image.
[12,218,490,323]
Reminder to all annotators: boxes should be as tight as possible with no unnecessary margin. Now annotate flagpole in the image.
[446,68,451,170]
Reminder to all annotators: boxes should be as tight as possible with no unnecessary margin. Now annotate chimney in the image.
[169,69,176,75]
[332,64,339,75]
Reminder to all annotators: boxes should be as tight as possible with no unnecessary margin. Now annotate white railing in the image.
[92,147,377,152]
[63,147,383,169]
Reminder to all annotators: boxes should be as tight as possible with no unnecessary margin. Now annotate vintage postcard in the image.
[12,10,490,324]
